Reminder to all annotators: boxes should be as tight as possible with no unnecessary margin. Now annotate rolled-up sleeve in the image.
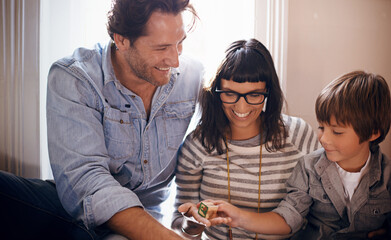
[272,158,313,233]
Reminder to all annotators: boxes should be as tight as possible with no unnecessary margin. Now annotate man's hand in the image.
[107,207,183,239]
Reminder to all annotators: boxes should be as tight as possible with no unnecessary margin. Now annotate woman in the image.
[172,39,319,239]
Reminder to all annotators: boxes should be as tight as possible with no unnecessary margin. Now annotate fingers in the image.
[178,200,236,228]
[178,202,196,214]
[193,215,211,227]
[209,216,232,226]
[209,199,227,205]
[178,202,211,227]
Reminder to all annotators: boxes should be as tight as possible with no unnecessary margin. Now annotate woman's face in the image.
[220,79,267,140]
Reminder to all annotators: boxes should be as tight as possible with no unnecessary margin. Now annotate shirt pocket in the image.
[162,100,195,150]
[309,183,340,221]
[354,190,391,231]
[103,107,138,171]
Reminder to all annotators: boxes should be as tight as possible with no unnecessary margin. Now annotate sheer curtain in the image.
[0,0,40,178]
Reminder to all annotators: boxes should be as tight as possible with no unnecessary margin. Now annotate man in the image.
[0,0,203,239]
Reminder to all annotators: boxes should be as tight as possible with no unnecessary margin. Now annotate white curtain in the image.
[0,0,40,178]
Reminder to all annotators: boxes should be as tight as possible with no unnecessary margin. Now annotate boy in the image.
[191,71,391,239]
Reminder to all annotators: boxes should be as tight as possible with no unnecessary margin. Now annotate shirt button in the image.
[131,95,136,99]
[119,119,124,124]
[144,160,148,164]
[373,208,380,215]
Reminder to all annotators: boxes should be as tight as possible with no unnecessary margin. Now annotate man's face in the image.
[123,11,186,86]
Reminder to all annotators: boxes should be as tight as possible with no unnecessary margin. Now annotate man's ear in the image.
[113,33,129,51]
[369,131,381,142]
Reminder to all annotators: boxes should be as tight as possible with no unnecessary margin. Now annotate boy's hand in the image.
[207,200,241,228]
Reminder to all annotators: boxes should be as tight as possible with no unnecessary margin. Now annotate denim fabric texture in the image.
[46,40,204,229]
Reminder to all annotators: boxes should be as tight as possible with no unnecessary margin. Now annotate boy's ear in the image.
[369,131,381,142]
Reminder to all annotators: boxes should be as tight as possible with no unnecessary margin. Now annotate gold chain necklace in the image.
[225,134,262,240]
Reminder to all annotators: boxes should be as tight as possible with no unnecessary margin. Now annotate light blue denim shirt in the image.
[46,40,204,229]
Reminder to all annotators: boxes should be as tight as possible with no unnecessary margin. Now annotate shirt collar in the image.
[102,39,116,86]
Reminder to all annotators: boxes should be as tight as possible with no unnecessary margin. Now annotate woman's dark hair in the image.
[107,0,197,44]
[194,38,287,154]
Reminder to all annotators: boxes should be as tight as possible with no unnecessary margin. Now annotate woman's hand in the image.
[178,202,211,227]
[178,200,238,228]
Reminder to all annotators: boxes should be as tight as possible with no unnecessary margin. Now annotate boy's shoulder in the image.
[373,146,391,175]
[300,148,331,173]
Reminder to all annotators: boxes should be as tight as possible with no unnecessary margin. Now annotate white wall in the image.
[285,0,391,156]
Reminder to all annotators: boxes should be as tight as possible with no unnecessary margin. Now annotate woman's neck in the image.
[229,119,262,140]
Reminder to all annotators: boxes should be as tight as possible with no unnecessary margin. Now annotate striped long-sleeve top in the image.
[174,115,320,240]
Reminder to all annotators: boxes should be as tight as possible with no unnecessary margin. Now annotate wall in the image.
[285,0,391,156]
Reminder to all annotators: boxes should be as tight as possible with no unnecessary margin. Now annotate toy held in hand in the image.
[198,201,218,219]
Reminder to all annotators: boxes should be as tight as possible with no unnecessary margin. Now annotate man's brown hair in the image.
[107,0,197,44]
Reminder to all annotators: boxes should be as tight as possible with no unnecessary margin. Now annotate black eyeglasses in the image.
[215,89,269,105]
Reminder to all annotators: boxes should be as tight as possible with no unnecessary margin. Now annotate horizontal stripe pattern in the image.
[175,115,320,239]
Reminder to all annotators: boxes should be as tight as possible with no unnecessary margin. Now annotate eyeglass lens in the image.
[220,92,266,104]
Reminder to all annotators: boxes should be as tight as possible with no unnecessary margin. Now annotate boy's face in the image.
[317,116,373,172]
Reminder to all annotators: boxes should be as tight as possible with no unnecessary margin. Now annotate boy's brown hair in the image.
[316,71,391,149]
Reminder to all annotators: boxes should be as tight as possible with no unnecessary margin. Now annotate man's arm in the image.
[107,207,183,240]
[47,63,153,231]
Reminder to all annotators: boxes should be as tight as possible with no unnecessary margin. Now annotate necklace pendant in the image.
[228,228,233,240]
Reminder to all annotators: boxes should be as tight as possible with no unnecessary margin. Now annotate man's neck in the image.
[111,46,157,117]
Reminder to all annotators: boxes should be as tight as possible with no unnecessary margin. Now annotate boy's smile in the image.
[317,116,379,172]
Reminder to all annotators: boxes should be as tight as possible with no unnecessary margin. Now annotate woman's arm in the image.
[171,134,205,234]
